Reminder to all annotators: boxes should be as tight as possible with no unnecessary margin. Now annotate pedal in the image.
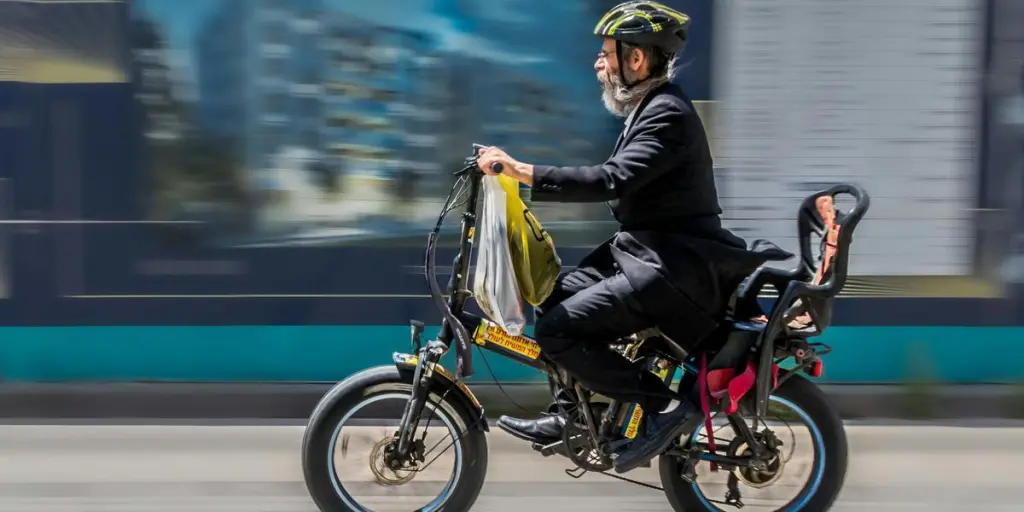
[531,440,569,458]
[600,438,632,455]
[597,438,648,466]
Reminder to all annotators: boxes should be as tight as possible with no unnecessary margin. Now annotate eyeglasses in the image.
[597,49,615,60]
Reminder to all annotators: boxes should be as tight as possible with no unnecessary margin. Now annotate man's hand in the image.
[476,146,517,175]
[477,146,534,186]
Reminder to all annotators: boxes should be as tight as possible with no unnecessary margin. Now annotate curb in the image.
[0,382,1018,420]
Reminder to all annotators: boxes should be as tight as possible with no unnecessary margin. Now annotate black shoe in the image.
[612,401,702,474]
[496,414,566,444]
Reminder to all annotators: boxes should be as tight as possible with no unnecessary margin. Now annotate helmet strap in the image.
[615,40,634,87]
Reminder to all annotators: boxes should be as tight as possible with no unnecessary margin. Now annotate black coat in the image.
[531,82,788,346]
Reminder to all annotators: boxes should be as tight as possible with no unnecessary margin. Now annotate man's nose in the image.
[595,59,604,71]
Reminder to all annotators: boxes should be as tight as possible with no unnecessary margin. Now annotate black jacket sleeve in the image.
[530,97,689,203]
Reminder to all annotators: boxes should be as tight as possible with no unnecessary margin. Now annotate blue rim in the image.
[326,392,463,512]
[691,394,827,511]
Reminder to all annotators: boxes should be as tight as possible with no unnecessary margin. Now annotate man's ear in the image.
[630,48,645,71]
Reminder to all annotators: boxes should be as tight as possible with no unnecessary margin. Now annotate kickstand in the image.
[565,466,588,479]
[724,472,744,509]
[707,472,745,509]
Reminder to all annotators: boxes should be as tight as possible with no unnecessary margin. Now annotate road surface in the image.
[0,421,1019,511]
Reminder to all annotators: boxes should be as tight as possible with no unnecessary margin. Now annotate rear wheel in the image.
[660,376,848,511]
[302,366,489,512]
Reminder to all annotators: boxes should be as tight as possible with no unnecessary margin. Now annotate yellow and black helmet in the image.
[594,1,690,55]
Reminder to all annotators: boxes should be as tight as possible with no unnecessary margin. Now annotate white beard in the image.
[599,68,669,118]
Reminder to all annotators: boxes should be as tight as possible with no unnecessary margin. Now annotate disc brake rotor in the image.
[368,436,418,486]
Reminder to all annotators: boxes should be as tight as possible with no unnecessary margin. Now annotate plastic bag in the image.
[497,175,562,306]
[472,175,527,335]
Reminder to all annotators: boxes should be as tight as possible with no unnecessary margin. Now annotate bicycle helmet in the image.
[594,1,690,86]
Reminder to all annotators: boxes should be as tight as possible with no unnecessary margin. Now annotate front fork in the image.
[394,322,445,458]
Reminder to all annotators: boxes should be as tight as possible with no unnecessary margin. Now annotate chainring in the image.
[562,403,614,472]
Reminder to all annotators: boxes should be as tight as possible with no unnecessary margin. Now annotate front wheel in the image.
[302,366,489,512]
[660,375,848,511]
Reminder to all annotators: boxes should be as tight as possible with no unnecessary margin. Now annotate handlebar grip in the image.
[470,143,503,173]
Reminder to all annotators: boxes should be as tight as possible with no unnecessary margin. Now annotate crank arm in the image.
[532,440,571,458]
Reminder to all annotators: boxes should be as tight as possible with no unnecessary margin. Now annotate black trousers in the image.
[534,246,677,414]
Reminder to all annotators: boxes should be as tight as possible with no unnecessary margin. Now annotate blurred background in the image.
[0,0,1020,388]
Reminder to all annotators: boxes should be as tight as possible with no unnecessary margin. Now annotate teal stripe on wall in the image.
[0,326,1019,383]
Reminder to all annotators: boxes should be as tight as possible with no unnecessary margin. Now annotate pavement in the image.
[0,421,1020,511]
